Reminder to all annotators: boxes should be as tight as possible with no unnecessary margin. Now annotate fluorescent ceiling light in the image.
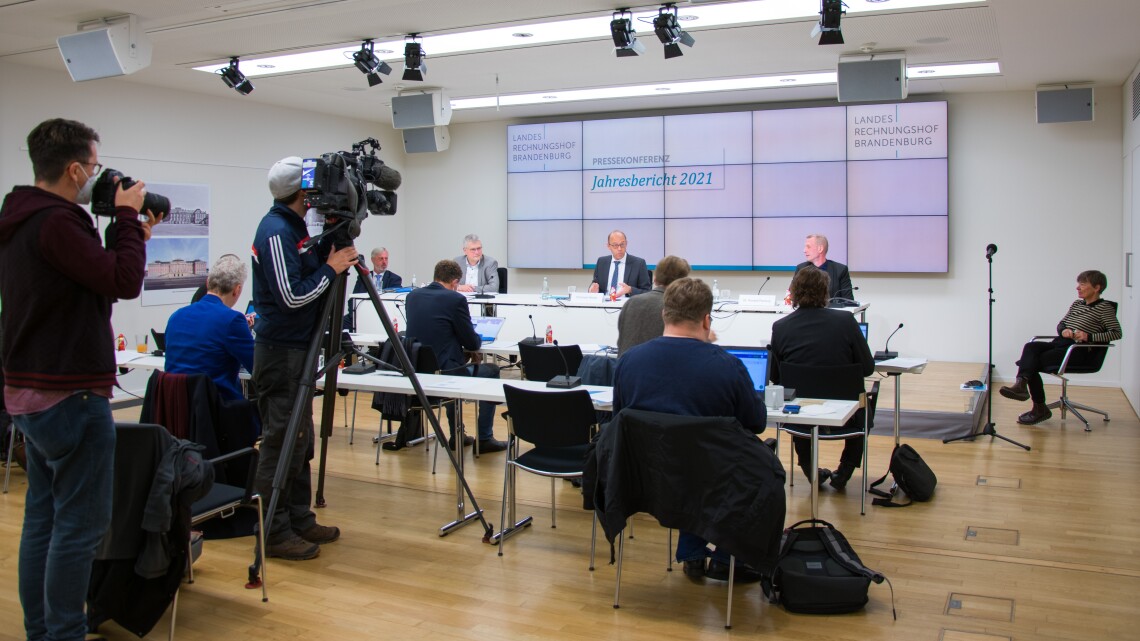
[194,0,981,77]
[450,61,999,110]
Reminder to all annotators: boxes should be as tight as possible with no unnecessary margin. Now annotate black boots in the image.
[829,463,857,490]
[999,377,1030,402]
[1017,403,1052,425]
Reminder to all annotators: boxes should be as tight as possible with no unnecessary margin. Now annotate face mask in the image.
[74,165,97,205]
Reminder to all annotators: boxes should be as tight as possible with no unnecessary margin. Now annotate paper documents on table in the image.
[430,377,478,389]
[799,404,839,417]
[876,357,927,369]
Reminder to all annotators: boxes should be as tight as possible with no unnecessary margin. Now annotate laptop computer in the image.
[722,346,770,394]
[150,329,166,355]
[471,316,506,344]
[858,321,869,342]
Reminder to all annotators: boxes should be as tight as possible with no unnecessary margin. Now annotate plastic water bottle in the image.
[541,277,550,300]
[545,324,553,344]
[712,279,720,302]
[411,273,417,288]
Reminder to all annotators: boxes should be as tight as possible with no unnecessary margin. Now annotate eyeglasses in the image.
[608,242,627,249]
[80,160,103,176]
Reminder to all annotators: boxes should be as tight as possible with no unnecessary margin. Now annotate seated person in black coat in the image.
[770,265,874,490]
[613,277,767,582]
[794,233,854,305]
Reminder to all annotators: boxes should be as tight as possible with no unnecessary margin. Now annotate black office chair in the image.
[1032,305,1117,431]
[497,266,508,294]
[775,362,877,516]
[497,385,598,561]
[518,342,583,383]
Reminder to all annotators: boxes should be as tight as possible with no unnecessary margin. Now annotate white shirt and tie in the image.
[606,259,626,295]
[373,271,386,289]
[465,263,480,291]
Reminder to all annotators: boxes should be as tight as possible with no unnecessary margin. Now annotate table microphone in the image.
[547,340,582,389]
[757,276,770,294]
[519,313,544,347]
[874,322,904,361]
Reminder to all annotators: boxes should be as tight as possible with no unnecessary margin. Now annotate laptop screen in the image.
[472,316,506,343]
[858,322,869,342]
[723,346,770,394]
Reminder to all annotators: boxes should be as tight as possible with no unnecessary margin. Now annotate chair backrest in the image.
[497,267,508,293]
[518,342,584,382]
[503,385,596,448]
[778,361,867,430]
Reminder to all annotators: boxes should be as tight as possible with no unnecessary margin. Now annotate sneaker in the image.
[298,523,341,544]
[478,438,508,453]
[682,558,706,579]
[706,559,763,583]
[266,533,320,560]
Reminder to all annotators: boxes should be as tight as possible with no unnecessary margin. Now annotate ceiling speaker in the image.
[403,126,450,153]
[837,54,907,103]
[1036,87,1094,123]
[391,91,452,130]
[57,16,152,82]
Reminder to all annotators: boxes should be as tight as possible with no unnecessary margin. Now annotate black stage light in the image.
[353,39,392,87]
[402,39,426,81]
[610,10,646,58]
[218,57,253,95]
[653,5,694,59]
[818,0,845,45]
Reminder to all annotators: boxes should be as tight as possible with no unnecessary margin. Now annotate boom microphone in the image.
[373,165,403,190]
[546,340,582,389]
[874,322,904,361]
[985,243,998,259]
[519,313,543,347]
[757,276,770,294]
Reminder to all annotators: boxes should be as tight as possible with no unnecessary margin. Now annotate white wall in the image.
[404,90,1126,385]
[0,61,406,394]
[1121,58,1140,414]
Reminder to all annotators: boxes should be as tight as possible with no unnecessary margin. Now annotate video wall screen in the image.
[506,101,947,272]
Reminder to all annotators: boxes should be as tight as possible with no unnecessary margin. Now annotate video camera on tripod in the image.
[300,137,400,243]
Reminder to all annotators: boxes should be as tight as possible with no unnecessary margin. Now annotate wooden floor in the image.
[2,363,1139,640]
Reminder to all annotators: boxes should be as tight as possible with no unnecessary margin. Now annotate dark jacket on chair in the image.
[585,408,786,573]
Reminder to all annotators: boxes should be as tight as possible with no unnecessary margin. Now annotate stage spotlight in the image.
[610,10,646,58]
[353,39,392,87]
[653,4,694,59]
[817,0,845,45]
[402,37,426,81]
[218,57,253,95]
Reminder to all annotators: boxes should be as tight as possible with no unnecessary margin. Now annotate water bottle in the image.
[411,273,417,288]
[545,324,553,344]
[541,276,550,300]
[712,279,720,302]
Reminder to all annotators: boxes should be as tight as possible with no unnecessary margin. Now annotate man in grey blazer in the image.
[589,229,652,297]
[454,233,500,294]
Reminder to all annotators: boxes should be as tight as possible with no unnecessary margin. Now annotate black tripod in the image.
[944,244,1030,450]
[258,244,494,579]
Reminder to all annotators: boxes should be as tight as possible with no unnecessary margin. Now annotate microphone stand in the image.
[944,249,1030,450]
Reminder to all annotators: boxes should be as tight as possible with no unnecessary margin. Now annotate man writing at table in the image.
[406,260,507,453]
[589,229,652,298]
[612,277,767,582]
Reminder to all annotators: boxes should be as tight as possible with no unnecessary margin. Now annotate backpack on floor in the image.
[869,443,937,507]
[765,519,894,617]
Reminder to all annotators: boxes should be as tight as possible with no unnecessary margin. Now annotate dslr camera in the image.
[301,138,400,243]
[91,169,171,219]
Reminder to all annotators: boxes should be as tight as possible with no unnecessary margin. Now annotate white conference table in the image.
[872,357,929,447]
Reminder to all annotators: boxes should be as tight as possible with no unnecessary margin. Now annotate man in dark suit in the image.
[794,233,855,304]
[770,265,874,490]
[405,260,507,453]
[588,229,652,297]
[353,246,402,293]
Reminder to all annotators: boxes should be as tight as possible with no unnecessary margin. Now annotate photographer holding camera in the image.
[250,156,358,561]
[0,117,160,640]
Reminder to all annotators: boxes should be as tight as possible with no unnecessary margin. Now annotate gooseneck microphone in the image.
[519,313,543,347]
[546,340,582,389]
[985,243,998,259]
[874,323,904,361]
[757,276,771,294]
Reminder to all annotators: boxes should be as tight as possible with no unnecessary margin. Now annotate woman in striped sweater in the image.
[999,270,1122,425]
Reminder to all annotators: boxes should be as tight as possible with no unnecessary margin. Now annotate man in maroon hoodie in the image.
[0,118,159,641]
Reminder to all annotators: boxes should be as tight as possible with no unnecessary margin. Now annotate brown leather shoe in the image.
[298,523,340,545]
[1017,404,1052,425]
[267,533,320,560]
[999,377,1030,402]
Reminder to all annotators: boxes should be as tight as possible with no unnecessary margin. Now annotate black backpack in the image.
[870,443,937,507]
[766,519,894,617]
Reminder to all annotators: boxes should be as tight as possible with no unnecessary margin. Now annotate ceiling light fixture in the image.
[218,57,253,95]
[814,0,845,45]
[352,39,392,87]
[653,4,695,59]
[402,35,426,81]
[610,9,646,57]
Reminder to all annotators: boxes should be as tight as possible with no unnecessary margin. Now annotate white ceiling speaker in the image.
[402,126,450,154]
[57,15,152,82]
[837,53,908,103]
[391,90,452,130]
[1036,85,1094,123]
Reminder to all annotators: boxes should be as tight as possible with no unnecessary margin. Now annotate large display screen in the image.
[507,101,947,272]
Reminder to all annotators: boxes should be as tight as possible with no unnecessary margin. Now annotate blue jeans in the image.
[444,363,500,441]
[16,392,115,641]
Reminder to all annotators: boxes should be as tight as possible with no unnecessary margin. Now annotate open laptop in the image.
[150,329,166,355]
[722,346,770,394]
[471,316,506,344]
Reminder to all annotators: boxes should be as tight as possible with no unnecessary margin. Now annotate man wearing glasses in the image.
[588,229,652,298]
[454,233,499,294]
[0,118,159,641]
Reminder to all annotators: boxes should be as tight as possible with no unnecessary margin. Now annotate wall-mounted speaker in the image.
[403,126,450,153]
[837,54,907,103]
[1036,86,1094,123]
[57,16,152,82]
[391,91,452,130]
